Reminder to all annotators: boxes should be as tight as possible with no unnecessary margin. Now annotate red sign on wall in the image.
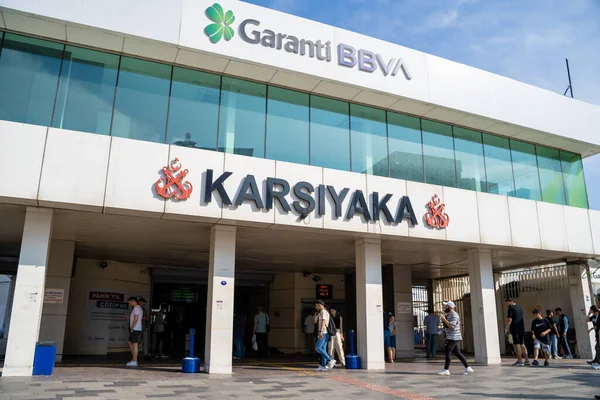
[155,158,193,200]
[424,194,450,229]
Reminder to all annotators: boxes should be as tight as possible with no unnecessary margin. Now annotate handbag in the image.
[252,335,258,351]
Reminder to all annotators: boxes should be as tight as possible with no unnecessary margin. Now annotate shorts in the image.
[390,335,396,349]
[129,330,142,343]
[384,330,391,348]
[511,327,525,345]
[534,339,551,353]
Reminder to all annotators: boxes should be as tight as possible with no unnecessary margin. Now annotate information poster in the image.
[44,288,64,304]
[81,289,148,350]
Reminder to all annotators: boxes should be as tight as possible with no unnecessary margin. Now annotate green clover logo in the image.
[204,3,235,44]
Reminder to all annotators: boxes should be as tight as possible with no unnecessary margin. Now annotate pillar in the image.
[567,264,594,359]
[393,265,414,358]
[467,249,501,364]
[355,238,385,370]
[4,208,53,377]
[204,225,236,374]
[39,240,75,362]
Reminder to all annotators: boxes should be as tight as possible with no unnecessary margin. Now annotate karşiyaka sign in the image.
[155,159,450,228]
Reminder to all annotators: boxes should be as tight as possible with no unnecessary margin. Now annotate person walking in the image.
[389,314,398,361]
[531,309,552,367]
[233,312,246,360]
[126,297,143,367]
[314,300,334,371]
[253,306,270,357]
[555,308,574,359]
[587,305,600,369]
[327,307,345,367]
[505,298,530,366]
[384,311,394,363]
[303,312,316,354]
[545,310,560,360]
[152,305,167,358]
[138,297,149,360]
[437,301,473,376]
[424,309,440,358]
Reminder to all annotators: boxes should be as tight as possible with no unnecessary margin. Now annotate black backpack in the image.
[326,312,337,336]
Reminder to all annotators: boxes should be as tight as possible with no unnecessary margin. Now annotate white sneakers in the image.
[437,367,474,376]
[315,366,327,371]
[327,360,337,369]
[463,367,474,375]
[126,361,138,367]
[592,363,600,370]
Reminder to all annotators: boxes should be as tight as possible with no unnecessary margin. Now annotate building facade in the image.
[0,0,599,376]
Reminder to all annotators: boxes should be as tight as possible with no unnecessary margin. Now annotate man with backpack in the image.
[314,300,335,371]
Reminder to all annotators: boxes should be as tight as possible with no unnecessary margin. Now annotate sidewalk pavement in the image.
[0,357,599,399]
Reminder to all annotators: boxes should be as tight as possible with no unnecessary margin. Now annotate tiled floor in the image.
[1,358,599,399]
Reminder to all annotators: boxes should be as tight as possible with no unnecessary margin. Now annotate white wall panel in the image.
[65,25,124,52]
[589,210,600,256]
[406,181,446,241]
[163,146,224,222]
[38,129,110,211]
[443,187,480,244]
[564,206,594,255]
[322,169,368,233]
[274,161,323,229]
[2,12,66,40]
[0,120,46,205]
[477,192,511,247]
[122,37,179,63]
[508,197,541,249]
[365,175,408,237]
[221,154,275,225]
[104,137,168,216]
[536,201,568,252]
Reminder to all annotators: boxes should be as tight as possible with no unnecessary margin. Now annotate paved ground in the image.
[1,357,599,399]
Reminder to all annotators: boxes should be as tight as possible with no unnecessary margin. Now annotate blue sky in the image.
[244,0,600,209]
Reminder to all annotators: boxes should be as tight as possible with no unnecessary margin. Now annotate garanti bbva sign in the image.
[203,3,412,80]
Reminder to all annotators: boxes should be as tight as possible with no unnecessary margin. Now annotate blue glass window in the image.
[510,140,541,201]
[422,120,456,187]
[0,34,63,127]
[52,46,119,135]
[266,86,309,164]
[387,113,423,182]
[218,77,266,158]
[167,67,220,150]
[454,127,486,192]
[350,104,388,176]
[111,57,171,143]
[483,134,515,196]
[310,96,350,171]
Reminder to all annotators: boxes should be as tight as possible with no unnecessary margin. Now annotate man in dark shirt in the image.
[531,309,552,366]
[587,305,600,368]
[555,308,573,359]
[544,310,559,359]
[504,298,530,366]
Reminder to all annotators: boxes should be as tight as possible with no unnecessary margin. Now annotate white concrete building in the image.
[0,0,599,376]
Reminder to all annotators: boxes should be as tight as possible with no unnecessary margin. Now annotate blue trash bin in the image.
[32,341,56,376]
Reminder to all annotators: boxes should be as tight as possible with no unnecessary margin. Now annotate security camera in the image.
[312,275,321,283]
[100,261,108,269]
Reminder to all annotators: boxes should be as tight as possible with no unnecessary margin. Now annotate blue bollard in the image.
[182,328,200,373]
[345,329,361,369]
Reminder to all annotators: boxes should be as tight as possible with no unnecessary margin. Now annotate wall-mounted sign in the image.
[155,158,193,200]
[203,3,411,80]
[424,194,450,229]
[316,284,333,300]
[44,288,64,304]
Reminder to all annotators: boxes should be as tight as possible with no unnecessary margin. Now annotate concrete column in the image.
[39,240,75,362]
[204,225,236,374]
[4,208,53,377]
[467,249,501,365]
[393,265,414,359]
[567,264,594,359]
[355,238,385,370]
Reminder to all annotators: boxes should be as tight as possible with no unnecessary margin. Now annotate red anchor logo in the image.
[155,158,193,200]
[424,194,449,229]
